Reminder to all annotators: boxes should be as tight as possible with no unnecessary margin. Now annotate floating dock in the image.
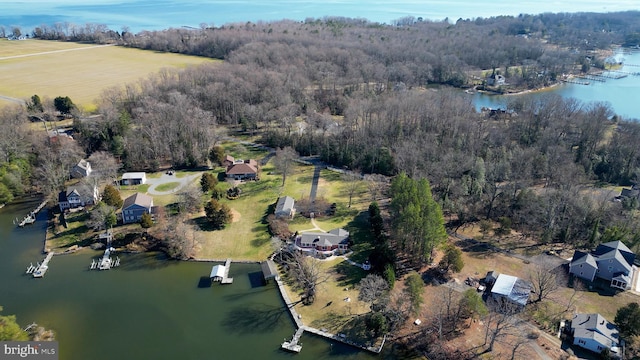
[32,252,54,278]
[91,248,120,270]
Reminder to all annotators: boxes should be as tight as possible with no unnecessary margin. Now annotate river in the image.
[473,49,640,121]
[0,199,374,360]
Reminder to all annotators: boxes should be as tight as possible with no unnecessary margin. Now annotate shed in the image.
[275,196,296,219]
[210,264,225,282]
[261,260,279,282]
[121,172,147,185]
[491,274,531,309]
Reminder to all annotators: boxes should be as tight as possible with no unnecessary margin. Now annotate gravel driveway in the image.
[145,172,203,195]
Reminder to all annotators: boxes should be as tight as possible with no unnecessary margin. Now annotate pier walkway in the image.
[221,258,234,284]
[33,252,54,278]
[17,200,47,227]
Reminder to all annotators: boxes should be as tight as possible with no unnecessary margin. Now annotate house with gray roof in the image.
[275,196,296,219]
[70,159,92,178]
[293,228,350,257]
[58,184,99,211]
[122,193,153,224]
[570,313,621,357]
[569,241,635,290]
[490,274,531,310]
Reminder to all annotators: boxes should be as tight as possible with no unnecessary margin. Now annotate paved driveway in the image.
[145,172,203,195]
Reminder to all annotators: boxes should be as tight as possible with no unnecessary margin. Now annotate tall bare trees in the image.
[272,147,298,186]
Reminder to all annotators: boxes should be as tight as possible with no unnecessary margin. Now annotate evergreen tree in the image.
[438,244,464,273]
[404,272,425,315]
[101,185,123,208]
[615,302,640,340]
[200,172,218,192]
[208,146,225,166]
[390,173,447,264]
[53,96,75,114]
[140,212,153,229]
[204,199,232,229]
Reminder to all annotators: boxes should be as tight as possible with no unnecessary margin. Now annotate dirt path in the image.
[0,44,115,61]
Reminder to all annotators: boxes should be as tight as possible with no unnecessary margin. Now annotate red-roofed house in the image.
[225,158,259,180]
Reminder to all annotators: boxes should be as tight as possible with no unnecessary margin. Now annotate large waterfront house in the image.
[121,193,153,224]
[490,274,531,310]
[293,228,350,257]
[70,159,92,178]
[275,196,296,219]
[570,313,621,357]
[569,241,635,290]
[58,184,100,211]
[224,156,258,181]
[120,172,147,186]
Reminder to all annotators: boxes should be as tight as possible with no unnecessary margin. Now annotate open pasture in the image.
[0,39,216,109]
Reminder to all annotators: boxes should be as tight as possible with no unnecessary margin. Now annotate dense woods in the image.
[2,12,640,255]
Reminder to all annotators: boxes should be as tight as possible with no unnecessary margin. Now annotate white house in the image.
[70,159,92,178]
[571,313,621,357]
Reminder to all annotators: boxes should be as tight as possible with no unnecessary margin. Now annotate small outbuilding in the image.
[121,172,147,185]
[210,265,226,282]
[261,260,279,283]
[275,196,296,219]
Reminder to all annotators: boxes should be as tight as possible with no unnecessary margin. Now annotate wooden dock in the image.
[17,200,47,227]
[33,252,54,278]
[281,327,304,352]
[221,258,233,284]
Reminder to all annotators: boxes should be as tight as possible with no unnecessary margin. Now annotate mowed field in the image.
[0,39,216,110]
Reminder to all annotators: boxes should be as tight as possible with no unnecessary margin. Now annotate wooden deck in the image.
[221,258,234,284]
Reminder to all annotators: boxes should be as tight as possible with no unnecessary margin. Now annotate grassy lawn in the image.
[282,258,372,336]
[154,182,180,192]
[47,211,94,250]
[0,39,216,110]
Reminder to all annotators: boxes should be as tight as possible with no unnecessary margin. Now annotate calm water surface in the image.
[0,199,374,360]
[473,50,640,121]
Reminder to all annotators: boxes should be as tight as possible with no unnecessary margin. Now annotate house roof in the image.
[122,172,146,179]
[594,241,635,266]
[275,196,295,213]
[261,260,278,280]
[299,228,350,247]
[224,155,234,163]
[122,193,153,210]
[226,163,257,175]
[210,264,225,278]
[491,274,531,306]
[572,313,620,349]
[571,251,598,269]
[76,159,90,171]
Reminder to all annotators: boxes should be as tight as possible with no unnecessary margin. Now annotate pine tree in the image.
[101,185,123,208]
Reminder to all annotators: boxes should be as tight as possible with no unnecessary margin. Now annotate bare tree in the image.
[358,274,389,311]
[285,252,327,304]
[529,259,563,303]
[177,184,203,213]
[272,146,298,186]
[343,170,362,208]
[87,203,116,231]
[87,151,120,187]
[483,302,522,352]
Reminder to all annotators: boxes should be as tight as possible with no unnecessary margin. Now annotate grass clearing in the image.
[0,39,216,109]
[154,182,180,192]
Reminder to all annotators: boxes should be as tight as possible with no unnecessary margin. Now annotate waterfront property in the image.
[261,260,279,283]
[569,241,635,290]
[121,193,153,224]
[209,259,234,284]
[58,184,100,211]
[293,228,350,257]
